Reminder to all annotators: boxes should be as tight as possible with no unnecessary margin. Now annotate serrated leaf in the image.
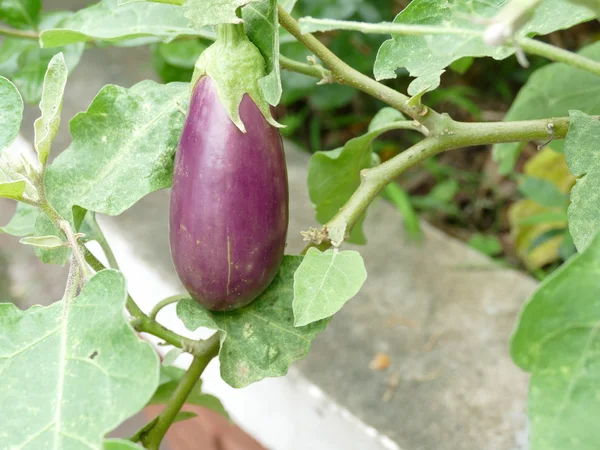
[34,53,67,166]
[150,366,229,418]
[0,180,26,201]
[0,202,38,236]
[177,256,329,388]
[0,12,84,104]
[0,270,160,449]
[511,230,600,450]
[374,0,593,92]
[565,110,600,251]
[183,0,259,30]
[40,0,198,48]
[493,41,600,174]
[244,0,282,106]
[104,439,145,450]
[0,76,24,151]
[307,107,405,244]
[0,0,41,29]
[293,248,367,327]
[20,234,65,249]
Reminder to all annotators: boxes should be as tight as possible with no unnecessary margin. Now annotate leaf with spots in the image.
[293,248,367,327]
[177,256,330,388]
[0,76,23,151]
[0,270,159,449]
[373,0,594,96]
[34,52,68,166]
[565,110,600,251]
[511,230,600,450]
[36,80,188,264]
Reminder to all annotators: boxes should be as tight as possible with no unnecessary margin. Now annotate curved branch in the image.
[0,24,39,39]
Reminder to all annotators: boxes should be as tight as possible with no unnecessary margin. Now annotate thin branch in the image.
[279,54,332,81]
[140,333,221,450]
[85,214,120,269]
[0,24,39,39]
[517,37,600,77]
[149,294,188,321]
[277,5,443,130]
[322,116,574,245]
[298,17,481,37]
[60,220,93,281]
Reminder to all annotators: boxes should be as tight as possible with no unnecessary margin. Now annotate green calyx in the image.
[191,23,282,133]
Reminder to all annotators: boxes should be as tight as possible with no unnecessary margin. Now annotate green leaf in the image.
[40,0,198,48]
[467,233,503,257]
[104,439,145,450]
[150,366,229,418]
[308,107,405,244]
[0,12,84,104]
[157,40,207,68]
[293,248,367,327]
[374,0,594,94]
[34,52,67,166]
[381,182,423,242]
[183,0,259,30]
[20,234,65,249]
[177,256,329,388]
[244,0,282,106]
[0,270,160,449]
[36,81,187,264]
[0,0,41,29]
[0,202,38,236]
[493,42,600,174]
[511,230,600,450]
[0,180,26,201]
[519,176,570,208]
[568,0,600,16]
[565,110,600,251]
[45,80,187,223]
[0,76,24,151]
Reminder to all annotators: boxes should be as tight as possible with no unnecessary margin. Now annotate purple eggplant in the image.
[169,77,289,311]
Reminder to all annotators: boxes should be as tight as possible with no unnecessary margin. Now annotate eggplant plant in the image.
[1,0,600,449]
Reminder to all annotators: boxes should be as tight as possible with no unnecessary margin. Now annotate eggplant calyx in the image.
[191,23,283,133]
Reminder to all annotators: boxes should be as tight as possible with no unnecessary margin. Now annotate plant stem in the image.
[0,24,39,39]
[149,294,188,321]
[277,5,442,129]
[85,214,120,269]
[60,220,93,281]
[140,333,221,450]
[279,54,332,80]
[325,116,571,241]
[517,37,600,76]
[298,17,481,37]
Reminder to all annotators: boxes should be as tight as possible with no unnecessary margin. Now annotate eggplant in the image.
[169,77,288,311]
